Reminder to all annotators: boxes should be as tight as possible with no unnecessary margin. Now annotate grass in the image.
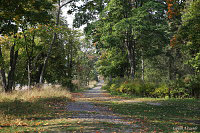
[0,85,72,132]
[1,81,199,132]
[44,120,133,132]
[105,98,200,132]
[0,81,107,133]
[102,83,200,132]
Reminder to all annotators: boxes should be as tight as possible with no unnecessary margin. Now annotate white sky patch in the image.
[62,6,74,28]
[61,1,86,31]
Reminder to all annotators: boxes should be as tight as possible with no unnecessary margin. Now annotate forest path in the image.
[66,81,141,132]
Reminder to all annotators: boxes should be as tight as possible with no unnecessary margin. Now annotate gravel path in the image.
[66,81,140,132]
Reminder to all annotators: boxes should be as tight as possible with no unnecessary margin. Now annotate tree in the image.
[0,0,53,92]
[96,48,129,78]
[84,0,168,80]
[39,0,77,84]
[178,0,200,73]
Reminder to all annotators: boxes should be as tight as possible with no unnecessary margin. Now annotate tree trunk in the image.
[39,1,61,84]
[68,42,74,91]
[0,69,6,90]
[39,32,57,83]
[27,62,31,89]
[168,54,173,98]
[23,28,33,89]
[141,54,144,81]
[39,0,75,84]
[0,46,7,91]
[128,51,135,79]
[6,44,18,92]
[168,56,172,81]
[125,36,136,79]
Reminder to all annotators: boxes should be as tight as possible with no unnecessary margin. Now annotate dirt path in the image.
[66,81,140,132]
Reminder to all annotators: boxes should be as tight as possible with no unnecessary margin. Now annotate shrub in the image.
[113,80,155,96]
[170,87,189,98]
[104,77,199,98]
[169,78,190,98]
[104,78,158,97]
[110,83,120,92]
[116,82,135,94]
[151,84,169,98]
[186,75,200,98]
[143,82,157,97]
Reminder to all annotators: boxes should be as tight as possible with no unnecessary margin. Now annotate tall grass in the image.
[0,85,71,102]
[0,85,71,128]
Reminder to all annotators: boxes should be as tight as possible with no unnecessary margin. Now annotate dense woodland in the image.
[0,0,200,98]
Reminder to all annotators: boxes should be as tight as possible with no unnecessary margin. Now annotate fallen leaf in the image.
[35,122,41,126]
[43,123,49,126]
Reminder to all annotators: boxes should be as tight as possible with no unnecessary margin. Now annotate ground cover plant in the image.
[0,86,72,132]
[103,77,200,99]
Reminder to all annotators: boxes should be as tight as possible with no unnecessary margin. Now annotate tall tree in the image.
[84,0,168,80]
[178,0,200,73]
[39,0,76,84]
[0,0,53,92]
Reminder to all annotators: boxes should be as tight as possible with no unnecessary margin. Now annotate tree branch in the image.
[60,0,74,9]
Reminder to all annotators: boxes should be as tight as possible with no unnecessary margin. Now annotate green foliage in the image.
[73,0,109,28]
[186,75,200,98]
[188,52,200,73]
[151,84,168,98]
[0,0,54,35]
[96,48,129,78]
[0,0,199,97]
[103,77,199,98]
[103,78,156,97]
[85,0,169,80]
[178,0,200,73]
[91,0,199,98]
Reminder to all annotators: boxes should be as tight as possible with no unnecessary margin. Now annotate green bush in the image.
[116,82,135,94]
[104,78,157,97]
[113,80,155,96]
[169,78,190,98]
[102,84,111,91]
[131,81,143,95]
[186,75,200,98]
[151,84,169,98]
[103,76,199,98]
[110,83,120,92]
[170,87,189,98]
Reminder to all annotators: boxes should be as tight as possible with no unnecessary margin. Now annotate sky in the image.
[61,1,85,30]
[62,7,74,28]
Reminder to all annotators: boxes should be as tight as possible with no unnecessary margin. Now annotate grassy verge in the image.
[101,80,200,132]
[0,85,72,132]
[105,98,200,132]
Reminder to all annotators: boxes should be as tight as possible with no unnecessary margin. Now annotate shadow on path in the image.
[66,82,139,131]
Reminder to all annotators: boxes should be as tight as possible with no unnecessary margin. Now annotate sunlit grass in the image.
[0,85,71,132]
[106,98,200,132]
[0,85,71,102]
[0,81,99,132]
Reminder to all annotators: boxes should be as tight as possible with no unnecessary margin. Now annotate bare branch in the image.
[60,0,74,9]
